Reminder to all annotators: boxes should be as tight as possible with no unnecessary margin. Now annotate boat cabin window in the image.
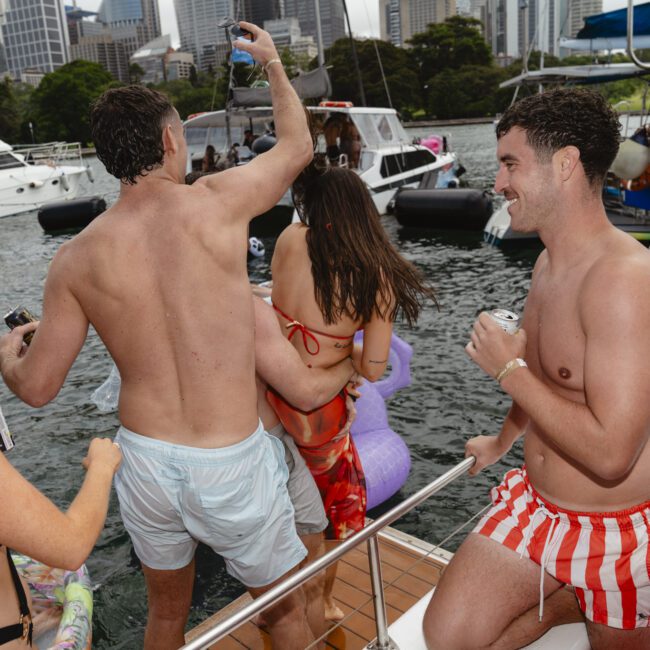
[0,152,26,170]
[380,149,436,178]
[353,113,410,149]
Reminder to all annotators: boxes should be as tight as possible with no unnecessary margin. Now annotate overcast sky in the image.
[75,0,381,47]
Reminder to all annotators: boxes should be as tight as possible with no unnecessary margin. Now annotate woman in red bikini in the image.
[268,159,436,620]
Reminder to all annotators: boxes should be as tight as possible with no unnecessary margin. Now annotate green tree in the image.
[30,60,114,143]
[0,78,21,142]
[428,65,509,118]
[155,79,224,119]
[410,16,492,110]
[320,38,420,113]
[129,62,145,84]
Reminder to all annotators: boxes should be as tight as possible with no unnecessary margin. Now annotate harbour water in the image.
[0,123,539,647]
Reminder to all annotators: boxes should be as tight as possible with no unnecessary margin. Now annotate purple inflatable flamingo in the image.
[351,333,413,510]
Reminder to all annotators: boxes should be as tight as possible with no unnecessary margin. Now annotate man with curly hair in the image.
[0,23,316,650]
[424,88,650,649]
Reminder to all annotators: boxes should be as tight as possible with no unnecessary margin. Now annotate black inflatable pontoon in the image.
[38,196,107,233]
[394,189,493,230]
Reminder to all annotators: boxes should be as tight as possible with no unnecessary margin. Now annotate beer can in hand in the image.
[489,309,520,335]
[3,305,38,345]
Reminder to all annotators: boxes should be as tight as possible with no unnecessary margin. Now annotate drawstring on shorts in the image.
[519,504,561,622]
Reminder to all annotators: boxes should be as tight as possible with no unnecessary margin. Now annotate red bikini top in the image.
[273,304,354,356]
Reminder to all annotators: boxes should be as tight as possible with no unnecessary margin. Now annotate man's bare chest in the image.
[525,275,586,392]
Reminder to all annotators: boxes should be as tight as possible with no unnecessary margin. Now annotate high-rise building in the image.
[243,0,282,25]
[0,0,70,80]
[485,0,575,61]
[98,0,161,44]
[568,0,602,37]
[70,33,129,82]
[174,0,235,72]
[283,0,345,49]
[97,0,161,61]
[380,0,457,46]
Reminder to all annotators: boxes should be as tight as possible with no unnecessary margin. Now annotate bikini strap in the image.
[0,550,33,646]
[273,304,353,356]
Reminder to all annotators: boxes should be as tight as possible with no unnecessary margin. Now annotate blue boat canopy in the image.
[576,2,650,39]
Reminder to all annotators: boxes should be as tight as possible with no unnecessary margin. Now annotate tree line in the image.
[0,16,645,145]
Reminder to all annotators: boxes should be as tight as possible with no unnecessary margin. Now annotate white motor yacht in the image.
[183,104,457,231]
[0,140,93,219]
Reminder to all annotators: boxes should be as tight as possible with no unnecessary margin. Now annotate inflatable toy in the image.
[351,333,413,510]
[12,553,92,650]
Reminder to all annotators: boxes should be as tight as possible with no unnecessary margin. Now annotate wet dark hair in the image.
[90,85,175,185]
[496,88,621,187]
[292,158,437,326]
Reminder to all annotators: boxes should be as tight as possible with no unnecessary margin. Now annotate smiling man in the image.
[423,88,650,650]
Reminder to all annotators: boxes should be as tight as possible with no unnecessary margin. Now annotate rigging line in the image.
[361,0,393,109]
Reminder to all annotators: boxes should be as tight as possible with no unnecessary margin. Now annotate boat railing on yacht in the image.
[11,141,85,168]
[181,456,477,650]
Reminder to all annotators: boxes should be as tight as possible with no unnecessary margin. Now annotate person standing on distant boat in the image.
[423,88,650,650]
[0,22,316,650]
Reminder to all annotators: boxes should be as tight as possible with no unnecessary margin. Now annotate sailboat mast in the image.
[314,0,325,68]
[342,0,366,106]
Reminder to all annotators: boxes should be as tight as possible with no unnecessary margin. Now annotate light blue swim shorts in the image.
[114,420,307,588]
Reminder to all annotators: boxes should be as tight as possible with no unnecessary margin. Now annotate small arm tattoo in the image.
[369,359,387,364]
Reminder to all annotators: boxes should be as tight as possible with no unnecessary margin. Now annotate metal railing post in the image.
[367,534,398,650]
[627,0,650,70]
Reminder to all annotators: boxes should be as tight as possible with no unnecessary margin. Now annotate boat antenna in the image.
[361,0,393,109]
[342,0,366,106]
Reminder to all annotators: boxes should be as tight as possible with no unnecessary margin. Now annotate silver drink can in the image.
[489,309,520,335]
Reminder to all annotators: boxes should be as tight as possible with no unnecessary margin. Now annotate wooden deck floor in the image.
[185,528,449,650]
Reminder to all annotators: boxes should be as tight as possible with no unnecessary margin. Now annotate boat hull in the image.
[0,166,87,218]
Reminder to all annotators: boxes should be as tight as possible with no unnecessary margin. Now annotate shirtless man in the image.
[0,23,314,650]
[423,88,650,650]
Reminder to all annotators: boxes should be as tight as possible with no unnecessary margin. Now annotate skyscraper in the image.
[379,0,457,46]
[98,0,161,44]
[97,0,161,61]
[174,0,234,72]
[244,0,282,25]
[0,0,70,80]
[283,0,345,49]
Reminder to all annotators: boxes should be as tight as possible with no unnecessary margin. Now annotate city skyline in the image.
[75,0,382,47]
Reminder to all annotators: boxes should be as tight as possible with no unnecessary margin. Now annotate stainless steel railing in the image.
[181,455,476,650]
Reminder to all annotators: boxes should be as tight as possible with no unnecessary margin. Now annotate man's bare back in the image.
[57,180,258,446]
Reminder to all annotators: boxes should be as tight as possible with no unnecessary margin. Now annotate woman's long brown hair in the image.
[292,158,437,326]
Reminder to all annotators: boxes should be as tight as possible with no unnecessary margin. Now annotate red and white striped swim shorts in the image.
[473,466,650,630]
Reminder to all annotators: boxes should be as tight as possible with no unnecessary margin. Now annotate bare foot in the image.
[324,598,344,622]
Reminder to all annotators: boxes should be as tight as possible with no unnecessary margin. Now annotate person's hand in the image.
[465,435,508,476]
[82,438,122,475]
[0,321,39,365]
[346,373,363,400]
[465,312,527,379]
[232,22,279,67]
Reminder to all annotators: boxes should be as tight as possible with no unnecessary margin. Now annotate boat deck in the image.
[184,527,449,649]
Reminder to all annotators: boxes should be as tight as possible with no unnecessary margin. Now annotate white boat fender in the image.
[59,173,70,191]
[28,179,44,189]
[610,127,650,180]
[248,236,265,259]
[85,166,95,182]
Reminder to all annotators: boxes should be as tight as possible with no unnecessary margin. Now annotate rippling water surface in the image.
[0,124,540,647]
